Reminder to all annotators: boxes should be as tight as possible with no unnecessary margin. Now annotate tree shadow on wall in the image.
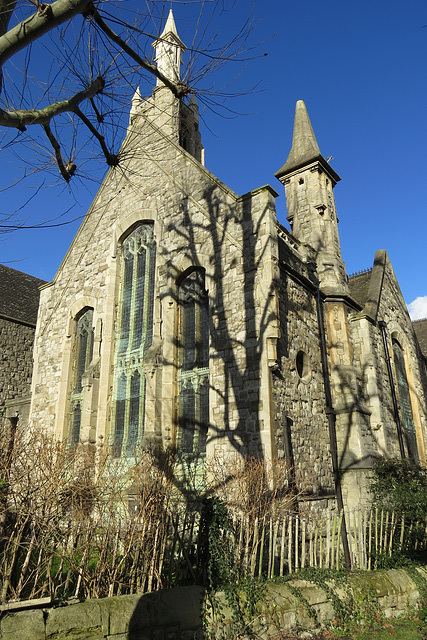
[147,180,279,506]
[127,585,204,640]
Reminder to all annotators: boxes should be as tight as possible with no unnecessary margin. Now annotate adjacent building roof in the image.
[0,264,46,325]
[348,270,372,308]
[413,318,427,359]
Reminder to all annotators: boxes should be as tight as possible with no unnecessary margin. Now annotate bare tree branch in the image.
[88,5,188,98]
[0,75,104,128]
[0,0,90,68]
[0,0,17,37]
[42,120,73,181]
[0,0,264,203]
[73,104,117,166]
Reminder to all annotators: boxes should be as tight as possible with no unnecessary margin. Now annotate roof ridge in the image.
[348,267,372,278]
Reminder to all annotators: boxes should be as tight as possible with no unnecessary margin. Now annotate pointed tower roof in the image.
[152,9,186,85]
[158,9,185,50]
[275,100,340,184]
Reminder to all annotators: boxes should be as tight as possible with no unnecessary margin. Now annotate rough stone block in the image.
[0,609,45,640]
[46,600,103,639]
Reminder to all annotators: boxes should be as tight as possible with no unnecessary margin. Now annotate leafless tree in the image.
[0,0,262,230]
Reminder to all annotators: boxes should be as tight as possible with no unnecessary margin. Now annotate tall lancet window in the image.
[112,224,156,457]
[178,269,209,456]
[68,308,94,446]
[392,339,419,463]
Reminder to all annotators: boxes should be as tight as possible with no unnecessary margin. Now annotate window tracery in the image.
[111,223,156,457]
[68,308,94,446]
[177,269,209,456]
[392,338,419,463]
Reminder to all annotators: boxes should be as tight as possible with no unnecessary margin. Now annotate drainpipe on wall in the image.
[316,287,352,570]
[378,321,406,459]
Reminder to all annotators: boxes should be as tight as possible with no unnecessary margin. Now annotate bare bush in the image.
[0,425,315,602]
[0,426,190,601]
[208,454,313,522]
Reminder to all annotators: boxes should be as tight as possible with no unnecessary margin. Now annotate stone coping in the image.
[0,567,426,639]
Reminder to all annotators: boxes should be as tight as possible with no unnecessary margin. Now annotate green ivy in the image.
[370,458,427,521]
[200,497,266,639]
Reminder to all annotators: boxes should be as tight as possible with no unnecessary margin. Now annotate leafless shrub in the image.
[0,425,315,602]
[0,426,187,601]
[208,454,314,523]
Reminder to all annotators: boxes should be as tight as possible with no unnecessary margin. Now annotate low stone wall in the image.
[0,567,426,640]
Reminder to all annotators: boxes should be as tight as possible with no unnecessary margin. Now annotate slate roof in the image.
[348,270,372,308]
[412,318,427,359]
[0,264,46,325]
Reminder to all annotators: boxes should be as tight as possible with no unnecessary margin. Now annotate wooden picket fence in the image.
[1,507,426,603]
[230,508,427,576]
[0,510,201,603]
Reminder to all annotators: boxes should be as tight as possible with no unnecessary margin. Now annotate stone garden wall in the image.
[1,567,426,640]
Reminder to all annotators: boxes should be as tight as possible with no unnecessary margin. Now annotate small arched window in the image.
[177,269,209,456]
[68,308,94,446]
[392,338,419,463]
[111,223,156,457]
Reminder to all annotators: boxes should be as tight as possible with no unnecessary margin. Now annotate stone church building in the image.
[5,11,427,509]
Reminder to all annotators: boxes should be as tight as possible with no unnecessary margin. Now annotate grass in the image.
[348,618,427,639]
[277,614,427,639]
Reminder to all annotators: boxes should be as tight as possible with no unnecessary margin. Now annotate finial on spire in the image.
[161,9,180,39]
[153,9,186,85]
[275,100,340,185]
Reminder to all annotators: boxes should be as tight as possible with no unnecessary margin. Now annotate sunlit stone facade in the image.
[26,12,427,510]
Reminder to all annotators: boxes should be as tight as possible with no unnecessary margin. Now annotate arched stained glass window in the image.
[112,223,156,457]
[393,339,419,463]
[68,308,94,446]
[178,269,209,456]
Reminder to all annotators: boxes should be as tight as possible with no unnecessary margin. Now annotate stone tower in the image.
[153,9,185,85]
[151,9,186,139]
[276,101,378,507]
[275,100,348,294]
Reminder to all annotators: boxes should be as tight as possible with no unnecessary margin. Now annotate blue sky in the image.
[1,0,426,317]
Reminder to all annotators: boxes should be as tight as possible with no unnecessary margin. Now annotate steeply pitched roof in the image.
[412,318,427,358]
[0,264,46,325]
[348,270,372,308]
[275,100,340,185]
[157,8,185,49]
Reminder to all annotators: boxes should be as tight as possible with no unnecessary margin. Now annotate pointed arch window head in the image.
[178,269,209,456]
[392,338,419,463]
[112,223,156,458]
[68,308,94,446]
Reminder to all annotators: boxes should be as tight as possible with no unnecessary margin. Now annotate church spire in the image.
[161,8,180,40]
[275,100,348,293]
[153,9,186,86]
[275,100,340,185]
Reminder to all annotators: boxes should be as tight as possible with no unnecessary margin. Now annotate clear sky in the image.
[1,0,426,318]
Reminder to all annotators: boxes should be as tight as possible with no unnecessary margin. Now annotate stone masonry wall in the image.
[2,567,426,640]
[0,317,35,417]
[272,265,335,501]
[376,258,426,460]
[348,254,427,464]
[29,102,279,464]
[378,258,427,462]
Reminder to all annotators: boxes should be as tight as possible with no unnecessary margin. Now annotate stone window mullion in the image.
[128,248,139,354]
[112,224,156,458]
[68,308,94,447]
[178,269,209,457]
